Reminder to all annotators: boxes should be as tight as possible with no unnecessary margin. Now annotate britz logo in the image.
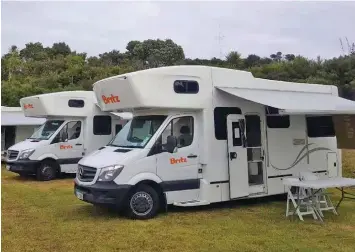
[102,94,120,104]
[60,145,73,150]
[23,104,34,109]
[170,157,187,165]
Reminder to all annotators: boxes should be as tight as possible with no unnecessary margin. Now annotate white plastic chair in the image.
[299,171,338,217]
[284,177,318,221]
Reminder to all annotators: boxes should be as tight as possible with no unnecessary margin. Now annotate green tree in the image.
[226,51,243,69]
[2,38,355,107]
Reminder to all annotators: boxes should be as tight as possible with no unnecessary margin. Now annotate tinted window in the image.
[68,99,85,108]
[267,116,290,128]
[307,116,335,138]
[265,106,279,115]
[245,115,261,147]
[174,80,199,94]
[214,107,242,140]
[93,116,112,135]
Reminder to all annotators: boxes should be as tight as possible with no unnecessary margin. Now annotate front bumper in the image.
[4,159,39,174]
[74,180,132,207]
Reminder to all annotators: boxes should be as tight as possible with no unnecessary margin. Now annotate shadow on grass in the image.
[3,172,76,183]
[71,204,124,219]
[167,194,287,214]
[72,193,288,220]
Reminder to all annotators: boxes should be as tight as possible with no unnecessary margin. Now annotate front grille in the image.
[77,165,97,182]
[7,150,19,160]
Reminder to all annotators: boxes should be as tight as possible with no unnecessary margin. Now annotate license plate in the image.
[76,190,84,200]
[6,165,10,171]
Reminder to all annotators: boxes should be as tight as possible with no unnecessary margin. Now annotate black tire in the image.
[124,184,160,220]
[36,160,58,181]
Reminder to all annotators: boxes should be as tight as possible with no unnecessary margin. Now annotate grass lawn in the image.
[2,151,355,252]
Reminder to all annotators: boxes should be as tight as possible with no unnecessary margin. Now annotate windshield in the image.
[108,115,167,148]
[29,120,65,140]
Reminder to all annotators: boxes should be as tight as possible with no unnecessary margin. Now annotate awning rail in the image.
[216,87,355,115]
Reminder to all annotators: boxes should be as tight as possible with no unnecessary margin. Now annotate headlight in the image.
[98,165,124,182]
[18,149,35,160]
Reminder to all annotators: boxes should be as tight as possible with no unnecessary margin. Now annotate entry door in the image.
[227,114,249,199]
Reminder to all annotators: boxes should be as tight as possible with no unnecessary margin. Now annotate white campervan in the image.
[5,91,131,181]
[74,66,355,219]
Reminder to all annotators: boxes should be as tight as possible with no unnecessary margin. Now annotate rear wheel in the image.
[36,160,58,181]
[124,184,160,220]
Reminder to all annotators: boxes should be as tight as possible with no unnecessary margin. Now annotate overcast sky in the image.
[1,1,355,60]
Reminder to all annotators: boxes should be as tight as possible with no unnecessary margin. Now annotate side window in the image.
[266,116,290,128]
[231,121,242,146]
[93,116,112,135]
[306,116,335,138]
[174,80,199,94]
[53,121,81,143]
[161,116,194,149]
[265,106,290,129]
[67,121,82,140]
[68,99,85,108]
[214,107,242,140]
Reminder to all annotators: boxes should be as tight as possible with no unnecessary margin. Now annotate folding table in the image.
[283,177,355,223]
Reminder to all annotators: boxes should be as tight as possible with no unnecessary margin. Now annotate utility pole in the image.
[215,23,225,59]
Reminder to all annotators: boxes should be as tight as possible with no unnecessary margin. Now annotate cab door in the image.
[227,114,249,199]
[156,115,199,201]
[53,120,84,173]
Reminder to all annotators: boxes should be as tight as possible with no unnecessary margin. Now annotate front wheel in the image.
[124,184,160,220]
[36,161,57,181]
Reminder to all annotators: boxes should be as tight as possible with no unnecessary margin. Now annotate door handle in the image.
[187,154,198,158]
[76,143,82,146]
[229,152,237,160]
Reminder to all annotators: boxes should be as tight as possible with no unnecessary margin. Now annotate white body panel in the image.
[6,91,131,174]
[76,66,355,208]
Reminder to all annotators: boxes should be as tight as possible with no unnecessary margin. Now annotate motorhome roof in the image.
[19,91,100,118]
[23,91,96,101]
[1,106,46,126]
[93,65,355,115]
[95,65,335,92]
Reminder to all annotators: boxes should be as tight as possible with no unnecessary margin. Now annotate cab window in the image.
[52,121,82,144]
[160,116,194,151]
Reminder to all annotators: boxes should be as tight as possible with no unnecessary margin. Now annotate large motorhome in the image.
[5,91,131,181]
[74,66,355,219]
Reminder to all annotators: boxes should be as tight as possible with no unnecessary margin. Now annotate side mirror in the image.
[166,135,178,153]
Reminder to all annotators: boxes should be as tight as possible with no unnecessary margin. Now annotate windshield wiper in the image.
[107,144,142,149]
[107,144,120,147]
[119,145,143,149]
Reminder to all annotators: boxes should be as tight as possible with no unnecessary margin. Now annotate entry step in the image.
[173,200,210,207]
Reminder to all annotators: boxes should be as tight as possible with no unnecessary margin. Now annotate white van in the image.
[74,66,355,219]
[5,91,131,181]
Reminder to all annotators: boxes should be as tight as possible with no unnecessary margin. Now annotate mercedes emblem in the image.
[78,166,84,177]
